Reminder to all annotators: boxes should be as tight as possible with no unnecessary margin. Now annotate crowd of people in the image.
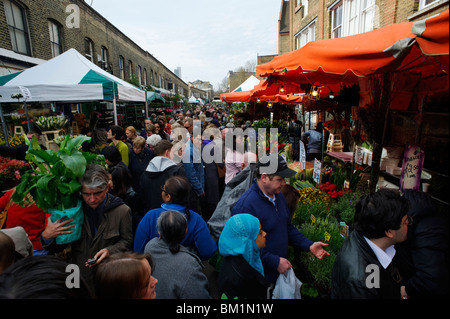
[0,104,448,300]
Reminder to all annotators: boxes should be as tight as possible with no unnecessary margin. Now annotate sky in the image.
[88,0,281,90]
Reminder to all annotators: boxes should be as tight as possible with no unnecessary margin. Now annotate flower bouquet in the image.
[34,116,68,132]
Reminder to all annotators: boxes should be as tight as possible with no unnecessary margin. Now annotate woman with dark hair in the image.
[144,210,211,299]
[102,145,143,234]
[107,125,129,166]
[134,176,216,260]
[93,251,157,299]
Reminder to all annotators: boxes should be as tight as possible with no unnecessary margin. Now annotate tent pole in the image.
[113,98,118,125]
[0,103,10,147]
[144,91,149,119]
[23,101,32,132]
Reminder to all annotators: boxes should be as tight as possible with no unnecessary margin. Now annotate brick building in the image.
[278,0,449,53]
[0,0,189,97]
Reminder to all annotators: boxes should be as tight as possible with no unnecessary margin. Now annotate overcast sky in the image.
[89,0,280,90]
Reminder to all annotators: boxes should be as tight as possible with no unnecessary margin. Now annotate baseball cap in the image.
[257,154,296,178]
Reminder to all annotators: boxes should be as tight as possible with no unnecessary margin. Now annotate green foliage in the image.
[294,211,346,293]
[12,135,105,212]
[293,200,330,227]
[331,191,364,226]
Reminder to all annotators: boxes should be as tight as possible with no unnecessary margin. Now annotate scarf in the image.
[218,214,264,276]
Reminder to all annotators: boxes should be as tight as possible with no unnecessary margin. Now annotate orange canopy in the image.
[256,10,449,83]
[220,79,305,104]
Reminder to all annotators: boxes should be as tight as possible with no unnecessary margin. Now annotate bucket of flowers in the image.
[0,156,30,191]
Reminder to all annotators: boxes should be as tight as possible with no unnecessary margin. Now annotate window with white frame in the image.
[48,20,62,57]
[138,65,142,86]
[4,0,31,55]
[295,20,316,49]
[330,0,375,38]
[302,0,309,17]
[119,56,125,79]
[143,68,147,86]
[331,2,343,38]
[84,38,94,62]
[419,0,439,9]
[100,46,108,70]
[128,60,133,78]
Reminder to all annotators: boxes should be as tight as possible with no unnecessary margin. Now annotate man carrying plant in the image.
[330,189,410,299]
[231,154,330,285]
[41,164,133,286]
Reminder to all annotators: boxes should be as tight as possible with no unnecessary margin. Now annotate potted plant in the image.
[12,134,105,244]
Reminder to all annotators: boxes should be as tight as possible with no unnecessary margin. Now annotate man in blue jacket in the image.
[231,154,330,284]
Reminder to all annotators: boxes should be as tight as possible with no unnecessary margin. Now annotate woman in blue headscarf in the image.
[217,214,271,299]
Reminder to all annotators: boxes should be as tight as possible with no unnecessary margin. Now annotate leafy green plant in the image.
[12,135,105,212]
[331,191,364,226]
[296,216,345,293]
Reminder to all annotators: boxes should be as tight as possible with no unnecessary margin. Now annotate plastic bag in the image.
[272,268,302,299]
[48,200,83,245]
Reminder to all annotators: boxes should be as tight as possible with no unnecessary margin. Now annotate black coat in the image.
[218,255,271,299]
[331,230,403,299]
[138,159,185,213]
[128,147,154,191]
[396,190,449,299]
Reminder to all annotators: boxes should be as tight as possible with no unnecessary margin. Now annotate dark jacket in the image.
[128,147,154,191]
[138,156,185,213]
[218,255,271,299]
[231,180,314,283]
[331,230,403,299]
[396,190,449,299]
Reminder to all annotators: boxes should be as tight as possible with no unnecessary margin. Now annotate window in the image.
[302,0,309,17]
[84,38,94,62]
[330,0,375,38]
[361,0,375,33]
[119,56,125,79]
[143,68,147,86]
[295,20,316,49]
[48,20,62,57]
[100,46,108,70]
[138,65,142,86]
[331,3,343,38]
[420,0,439,9]
[4,0,31,55]
[128,60,133,78]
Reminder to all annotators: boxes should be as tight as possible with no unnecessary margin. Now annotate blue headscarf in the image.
[218,214,264,276]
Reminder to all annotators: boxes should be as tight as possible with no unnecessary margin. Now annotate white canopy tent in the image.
[0,48,146,125]
[232,75,260,92]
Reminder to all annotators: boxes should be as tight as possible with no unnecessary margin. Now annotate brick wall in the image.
[0,0,188,95]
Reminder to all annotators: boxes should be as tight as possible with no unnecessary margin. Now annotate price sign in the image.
[299,140,306,170]
[313,158,321,184]
[18,86,32,100]
[399,143,425,193]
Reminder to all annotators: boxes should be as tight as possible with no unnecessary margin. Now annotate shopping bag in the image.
[48,200,83,245]
[272,268,302,299]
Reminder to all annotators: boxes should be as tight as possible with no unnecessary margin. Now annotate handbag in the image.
[216,163,226,179]
[0,197,13,229]
[272,268,303,299]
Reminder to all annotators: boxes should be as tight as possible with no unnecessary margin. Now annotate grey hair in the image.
[79,164,110,190]
[157,210,187,254]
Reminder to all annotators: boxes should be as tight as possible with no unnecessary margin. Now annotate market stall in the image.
[0,48,146,131]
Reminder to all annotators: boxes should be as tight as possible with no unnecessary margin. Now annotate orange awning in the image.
[256,10,449,82]
[221,79,306,104]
